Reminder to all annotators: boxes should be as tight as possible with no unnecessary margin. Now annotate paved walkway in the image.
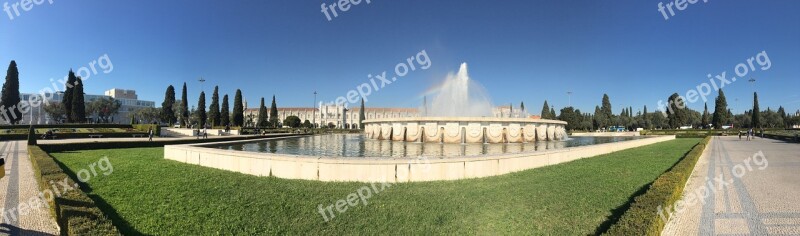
[0,141,60,236]
[663,136,800,235]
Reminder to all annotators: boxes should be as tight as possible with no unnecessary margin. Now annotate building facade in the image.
[244,104,419,129]
[16,88,155,124]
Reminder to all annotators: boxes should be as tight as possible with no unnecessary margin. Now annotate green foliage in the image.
[27,145,120,235]
[2,60,22,124]
[269,95,279,127]
[71,77,87,123]
[283,115,301,128]
[63,70,77,123]
[359,98,366,129]
[604,137,709,235]
[87,97,122,123]
[232,89,244,127]
[132,124,160,136]
[558,106,580,130]
[209,86,220,126]
[257,97,268,128]
[197,91,206,128]
[666,93,687,128]
[180,82,189,127]
[161,85,176,125]
[701,103,710,129]
[712,89,728,129]
[541,100,550,119]
[752,92,761,128]
[303,119,312,128]
[221,94,230,126]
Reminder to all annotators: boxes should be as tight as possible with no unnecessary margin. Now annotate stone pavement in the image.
[0,141,60,236]
[663,136,800,235]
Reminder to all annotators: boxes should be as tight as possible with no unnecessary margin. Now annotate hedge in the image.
[603,136,711,235]
[27,145,120,235]
[132,124,161,136]
[0,124,133,129]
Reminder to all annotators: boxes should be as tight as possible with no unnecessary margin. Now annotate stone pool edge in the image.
[164,135,676,182]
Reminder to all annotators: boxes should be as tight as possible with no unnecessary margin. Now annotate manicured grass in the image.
[49,138,700,235]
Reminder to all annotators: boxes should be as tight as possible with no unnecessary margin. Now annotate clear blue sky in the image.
[2,0,798,115]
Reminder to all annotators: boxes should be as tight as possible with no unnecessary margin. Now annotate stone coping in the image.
[165,135,676,182]
[362,117,567,124]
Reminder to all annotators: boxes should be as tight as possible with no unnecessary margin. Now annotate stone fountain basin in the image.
[362,117,568,143]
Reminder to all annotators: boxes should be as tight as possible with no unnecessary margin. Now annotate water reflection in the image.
[213,134,645,159]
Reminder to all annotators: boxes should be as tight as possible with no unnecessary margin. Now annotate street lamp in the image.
[567,91,573,107]
[198,77,206,92]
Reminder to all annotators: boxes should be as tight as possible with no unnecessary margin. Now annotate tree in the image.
[257,97,268,128]
[666,93,687,129]
[284,116,301,128]
[520,101,525,115]
[180,82,189,127]
[269,95,279,127]
[701,103,710,129]
[71,77,86,123]
[303,119,312,128]
[752,92,761,129]
[642,106,651,129]
[87,97,121,123]
[131,107,161,124]
[359,98,366,129]
[232,89,244,126]
[601,94,612,122]
[197,91,207,128]
[593,106,605,130]
[161,85,176,125]
[221,94,230,126]
[541,100,550,119]
[558,107,580,131]
[712,89,728,129]
[550,107,556,119]
[1,60,22,124]
[43,102,66,123]
[63,70,77,123]
[778,106,787,128]
[209,86,220,127]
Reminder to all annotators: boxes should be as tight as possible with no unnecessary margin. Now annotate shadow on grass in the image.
[591,182,652,235]
[50,152,145,236]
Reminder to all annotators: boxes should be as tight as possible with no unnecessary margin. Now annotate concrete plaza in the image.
[663,136,800,235]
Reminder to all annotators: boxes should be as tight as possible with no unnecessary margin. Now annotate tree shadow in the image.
[591,182,652,235]
[0,223,56,236]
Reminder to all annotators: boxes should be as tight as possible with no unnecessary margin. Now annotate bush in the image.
[603,137,711,235]
[27,145,120,235]
[27,125,36,145]
[132,124,160,136]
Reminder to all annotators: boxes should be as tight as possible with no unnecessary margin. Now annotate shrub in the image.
[27,145,120,235]
[132,124,161,136]
[27,125,36,145]
[603,137,710,235]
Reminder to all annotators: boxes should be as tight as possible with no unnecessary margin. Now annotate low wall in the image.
[164,135,675,182]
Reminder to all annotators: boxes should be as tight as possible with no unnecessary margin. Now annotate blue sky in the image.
[1,0,798,115]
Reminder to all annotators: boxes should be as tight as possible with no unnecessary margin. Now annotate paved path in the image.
[0,141,60,236]
[663,136,800,235]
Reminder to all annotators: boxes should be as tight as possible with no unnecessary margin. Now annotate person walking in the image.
[148,128,154,141]
[203,126,208,139]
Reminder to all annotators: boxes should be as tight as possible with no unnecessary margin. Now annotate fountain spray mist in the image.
[427,63,494,117]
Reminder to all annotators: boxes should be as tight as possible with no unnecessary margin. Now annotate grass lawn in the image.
[48,138,700,235]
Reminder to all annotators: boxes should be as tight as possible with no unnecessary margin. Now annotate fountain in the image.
[363,63,568,143]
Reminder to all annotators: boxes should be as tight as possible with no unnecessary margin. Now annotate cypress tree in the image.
[161,85,176,125]
[752,92,761,128]
[257,97,268,128]
[71,77,86,123]
[63,70,76,123]
[541,100,550,119]
[712,89,728,129]
[701,103,709,129]
[221,94,230,126]
[643,105,650,129]
[232,89,244,127]
[209,86,220,127]
[666,93,686,129]
[180,82,188,127]
[1,61,22,124]
[197,91,206,128]
[601,94,612,121]
[359,98,366,129]
[550,107,556,119]
[269,95,278,127]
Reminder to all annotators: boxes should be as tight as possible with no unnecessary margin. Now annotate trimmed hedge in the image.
[132,124,161,136]
[604,137,711,235]
[27,145,120,235]
[0,124,133,129]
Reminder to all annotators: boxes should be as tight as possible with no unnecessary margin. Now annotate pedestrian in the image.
[148,128,154,141]
[203,126,208,139]
[738,130,742,140]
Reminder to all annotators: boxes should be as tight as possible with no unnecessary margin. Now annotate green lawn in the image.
[49,138,699,235]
